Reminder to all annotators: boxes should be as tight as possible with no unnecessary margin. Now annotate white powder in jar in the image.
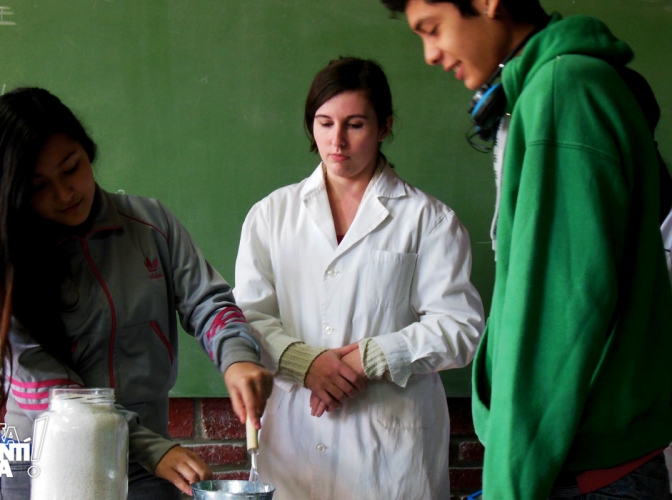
[30,390,128,500]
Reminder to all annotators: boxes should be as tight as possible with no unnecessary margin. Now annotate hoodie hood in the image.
[503,13,634,108]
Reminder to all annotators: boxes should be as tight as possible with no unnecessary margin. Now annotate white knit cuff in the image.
[359,338,389,380]
[278,342,328,386]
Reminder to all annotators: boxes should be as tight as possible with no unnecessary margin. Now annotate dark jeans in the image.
[0,461,181,500]
[0,462,30,500]
[549,454,669,499]
[128,462,182,500]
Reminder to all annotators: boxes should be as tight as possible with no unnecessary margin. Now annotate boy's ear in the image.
[483,0,502,19]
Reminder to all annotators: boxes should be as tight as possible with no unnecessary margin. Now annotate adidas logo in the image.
[144,258,158,272]
[144,257,164,280]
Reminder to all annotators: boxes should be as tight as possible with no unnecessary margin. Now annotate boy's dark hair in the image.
[304,57,393,153]
[381,0,549,25]
[381,0,476,15]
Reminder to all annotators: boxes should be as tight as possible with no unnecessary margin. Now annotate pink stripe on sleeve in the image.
[11,389,50,400]
[16,402,49,411]
[206,307,248,340]
[8,377,83,389]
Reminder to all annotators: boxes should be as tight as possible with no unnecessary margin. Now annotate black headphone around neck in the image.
[467,27,542,142]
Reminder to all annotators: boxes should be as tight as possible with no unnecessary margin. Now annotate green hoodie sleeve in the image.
[473,54,647,499]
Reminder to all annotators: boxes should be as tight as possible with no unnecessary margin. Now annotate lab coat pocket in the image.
[374,378,437,430]
[365,250,417,309]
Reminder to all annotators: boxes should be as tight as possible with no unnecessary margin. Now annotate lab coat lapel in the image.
[334,165,406,260]
[334,193,388,259]
[301,165,338,250]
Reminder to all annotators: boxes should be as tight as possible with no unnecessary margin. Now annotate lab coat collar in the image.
[300,162,407,258]
[299,161,406,201]
[372,163,407,200]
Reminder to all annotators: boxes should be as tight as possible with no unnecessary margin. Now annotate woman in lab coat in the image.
[234,57,485,500]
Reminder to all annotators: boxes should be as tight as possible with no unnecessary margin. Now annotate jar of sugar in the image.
[30,388,128,500]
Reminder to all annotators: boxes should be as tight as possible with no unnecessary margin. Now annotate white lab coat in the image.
[234,164,484,500]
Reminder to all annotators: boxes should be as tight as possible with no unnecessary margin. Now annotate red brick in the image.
[449,442,458,463]
[449,467,483,492]
[202,398,245,440]
[448,397,475,436]
[168,398,194,438]
[213,471,249,481]
[459,441,485,462]
[188,443,247,466]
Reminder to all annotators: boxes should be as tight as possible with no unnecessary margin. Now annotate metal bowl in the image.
[191,480,275,500]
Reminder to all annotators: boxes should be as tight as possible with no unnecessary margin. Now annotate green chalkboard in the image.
[1,1,670,398]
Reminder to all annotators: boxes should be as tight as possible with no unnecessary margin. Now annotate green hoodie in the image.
[472,13,672,499]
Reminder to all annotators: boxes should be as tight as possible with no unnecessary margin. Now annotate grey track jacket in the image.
[5,186,260,471]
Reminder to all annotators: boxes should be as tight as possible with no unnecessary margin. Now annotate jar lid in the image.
[49,387,115,403]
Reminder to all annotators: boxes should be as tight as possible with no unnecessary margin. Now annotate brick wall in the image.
[169,396,484,500]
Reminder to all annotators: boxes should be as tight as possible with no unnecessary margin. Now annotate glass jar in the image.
[30,388,128,500]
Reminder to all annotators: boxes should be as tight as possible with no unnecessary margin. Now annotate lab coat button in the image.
[324,326,333,335]
[327,269,338,277]
[316,444,327,453]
